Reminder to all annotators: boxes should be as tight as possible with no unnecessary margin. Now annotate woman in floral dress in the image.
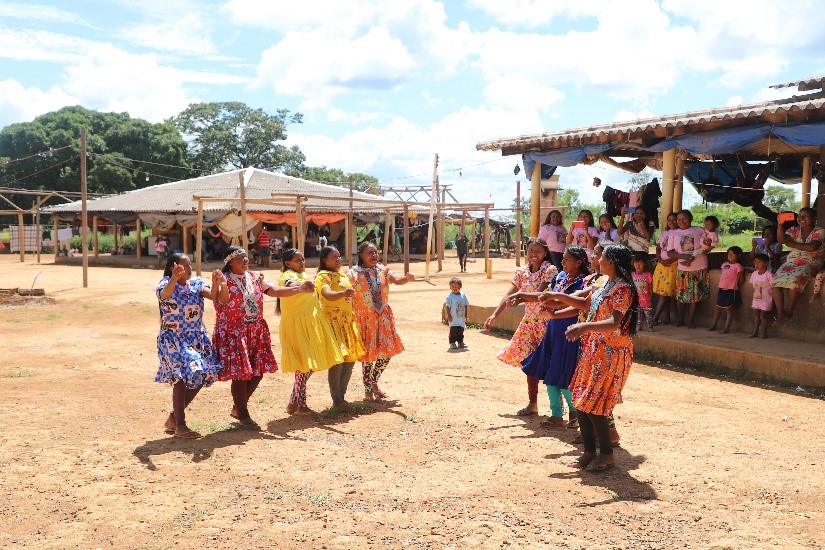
[347,242,415,402]
[548,244,638,471]
[484,238,558,416]
[213,246,314,427]
[156,253,226,438]
[772,207,823,323]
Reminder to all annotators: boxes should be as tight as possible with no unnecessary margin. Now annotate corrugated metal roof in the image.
[476,95,825,153]
[44,168,408,214]
[769,75,825,91]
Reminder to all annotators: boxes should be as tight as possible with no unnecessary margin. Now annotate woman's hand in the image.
[404,273,415,282]
[170,262,185,282]
[565,323,586,341]
[343,288,356,299]
[299,280,315,292]
[483,315,496,331]
[211,269,226,284]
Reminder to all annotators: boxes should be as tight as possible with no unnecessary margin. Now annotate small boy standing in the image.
[443,277,469,349]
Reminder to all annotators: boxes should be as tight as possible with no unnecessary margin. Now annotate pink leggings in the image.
[289,371,313,406]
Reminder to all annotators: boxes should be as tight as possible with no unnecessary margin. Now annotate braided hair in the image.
[563,246,591,276]
[601,244,639,336]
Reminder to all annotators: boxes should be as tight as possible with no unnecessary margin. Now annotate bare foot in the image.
[373,386,388,399]
[364,392,377,402]
[164,414,176,434]
[285,403,298,415]
[570,452,596,469]
[295,405,315,416]
[173,426,202,439]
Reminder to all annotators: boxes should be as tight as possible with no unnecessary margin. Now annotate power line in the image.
[0,145,73,166]
[1,155,80,187]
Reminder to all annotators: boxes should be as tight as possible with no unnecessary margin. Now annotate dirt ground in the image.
[0,253,823,549]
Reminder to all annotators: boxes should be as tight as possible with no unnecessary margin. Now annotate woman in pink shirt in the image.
[668,210,708,329]
[537,210,566,271]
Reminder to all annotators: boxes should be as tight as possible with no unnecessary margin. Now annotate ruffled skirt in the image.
[356,306,404,362]
[279,309,344,373]
[521,316,579,388]
[155,327,222,388]
[213,318,279,380]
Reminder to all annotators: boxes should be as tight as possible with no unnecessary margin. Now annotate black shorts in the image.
[716,288,742,308]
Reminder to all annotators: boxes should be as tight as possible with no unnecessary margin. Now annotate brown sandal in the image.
[570,452,596,469]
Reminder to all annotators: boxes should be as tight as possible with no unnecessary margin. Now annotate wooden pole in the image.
[239,170,249,251]
[817,147,825,228]
[382,210,391,264]
[136,217,142,262]
[195,199,203,276]
[425,154,438,281]
[296,198,305,253]
[403,203,410,274]
[515,179,522,267]
[437,185,445,272]
[484,207,491,279]
[182,225,189,255]
[92,215,99,258]
[17,212,24,263]
[35,196,41,264]
[346,175,354,267]
[530,162,541,237]
[661,149,676,230]
[113,223,118,256]
[673,153,685,213]
[53,217,59,262]
[802,156,812,209]
[80,128,88,287]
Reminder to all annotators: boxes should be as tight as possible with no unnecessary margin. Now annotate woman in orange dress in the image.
[347,242,415,401]
[546,244,638,471]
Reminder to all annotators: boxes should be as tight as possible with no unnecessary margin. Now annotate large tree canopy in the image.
[0,106,190,194]
[287,165,379,193]
[171,102,305,174]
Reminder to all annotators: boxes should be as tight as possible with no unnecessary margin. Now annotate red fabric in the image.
[257,230,270,248]
[250,212,346,226]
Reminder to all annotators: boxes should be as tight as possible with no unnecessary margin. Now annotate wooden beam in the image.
[80,128,88,287]
[17,212,24,263]
[661,149,676,228]
[239,170,249,251]
[403,203,410,274]
[818,147,825,228]
[801,156,812,208]
[195,199,203,276]
[53,217,59,262]
[35,196,41,264]
[382,210,391,264]
[92,215,99,258]
[136,217,142,262]
[530,162,541,237]
[484,207,491,279]
[673,153,684,213]
[515,179,522,267]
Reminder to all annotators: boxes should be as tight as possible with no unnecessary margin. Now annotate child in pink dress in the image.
[631,252,654,332]
[749,253,774,339]
[708,246,744,334]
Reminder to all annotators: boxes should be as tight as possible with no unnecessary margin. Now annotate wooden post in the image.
[92,215,99,258]
[17,212,24,263]
[195,199,203,276]
[182,225,189,255]
[802,156,812,209]
[437,185,445,272]
[290,223,296,249]
[403,203,410,274]
[80,128,88,287]
[673,153,685,213]
[239,170,249,251]
[530,161,541,237]
[425,153,438,281]
[817,147,825,228]
[296,198,305,253]
[484,207,491,279]
[660,149,676,229]
[53,217,59,262]
[35,196,41,264]
[346,176,353,267]
[382,210,391,264]
[136,217,142,262]
[113,223,119,256]
[515,179,522,267]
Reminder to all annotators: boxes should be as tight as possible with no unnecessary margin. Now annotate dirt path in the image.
[0,255,823,549]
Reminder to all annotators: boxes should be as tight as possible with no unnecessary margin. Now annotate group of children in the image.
[154,242,413,438]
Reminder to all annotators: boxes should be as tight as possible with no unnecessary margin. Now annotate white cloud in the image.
[326,108,385,124]
[725,96,744,108]
[0,2,88,25]
[0,79,78,127]
[0,27,97,63]
[467,0,605,26]
[613,109,654,123]
[483,78,564,113]
[118,14,217,56]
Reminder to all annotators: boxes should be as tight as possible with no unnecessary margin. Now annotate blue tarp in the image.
[522,143,611,179]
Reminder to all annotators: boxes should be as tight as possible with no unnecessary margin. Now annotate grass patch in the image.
[263,491,286,501]
[187,421,237,434]
[318,402,375,420]
[308,492,330,506]
[4,318,25,324]
[82,304,92,311]
[44,313,60,321]
[1,370,36,378]
[404,415,422,423]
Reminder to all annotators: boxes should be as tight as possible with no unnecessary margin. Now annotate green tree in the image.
[171,102,305,174]
[627,169,655,191]
[763,186,799,213]
[288,165,379,193]
[558,188,581,212]
[0,106,190,194]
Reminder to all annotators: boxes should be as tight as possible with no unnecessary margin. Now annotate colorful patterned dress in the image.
[496,261,558,367]
[277,270,343,373]
[155,276,222,389]
[772,226,824,291]
[521,271,586,387]
[653,228,677,297]
[347,264,404,362]
[570,278,634,416]
[213,270,279,380]
[316,269,366,363]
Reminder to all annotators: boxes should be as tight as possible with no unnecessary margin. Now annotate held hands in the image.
[565,322,585,341]
[404,273,415,282]
[343,288,356,299]
[299,280,315,293]
[211,269,226,285]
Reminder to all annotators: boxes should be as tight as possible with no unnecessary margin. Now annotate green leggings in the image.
[546,385,575,418]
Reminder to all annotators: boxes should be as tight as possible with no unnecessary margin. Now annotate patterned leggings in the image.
[289,371,313,406]
[363,358,390,393]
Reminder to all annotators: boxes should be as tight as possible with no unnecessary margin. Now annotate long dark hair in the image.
[563,246,591,276]
[357,241,378,268]
[318,245,340,273]
[526,238,552,267]
[221,246,244,274]
[543,209,562,226]
[602,244,638,336]
[164,253,187,277]
[578,209,595,228]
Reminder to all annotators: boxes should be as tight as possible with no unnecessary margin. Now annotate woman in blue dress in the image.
[156,253,227,438]
[511,246,590,428]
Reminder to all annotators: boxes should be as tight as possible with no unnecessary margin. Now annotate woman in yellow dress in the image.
[277,248,343,415]
[316,245,366,410]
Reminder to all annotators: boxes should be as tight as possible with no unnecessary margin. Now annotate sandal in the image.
[173,429,202,439]
[516,406,538,417]
[566,417,579,429]
[590,457,615,472]
[570,452,596,469]
[541,416,565,428]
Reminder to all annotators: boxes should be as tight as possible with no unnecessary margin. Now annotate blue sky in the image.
[1,0,824,210]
